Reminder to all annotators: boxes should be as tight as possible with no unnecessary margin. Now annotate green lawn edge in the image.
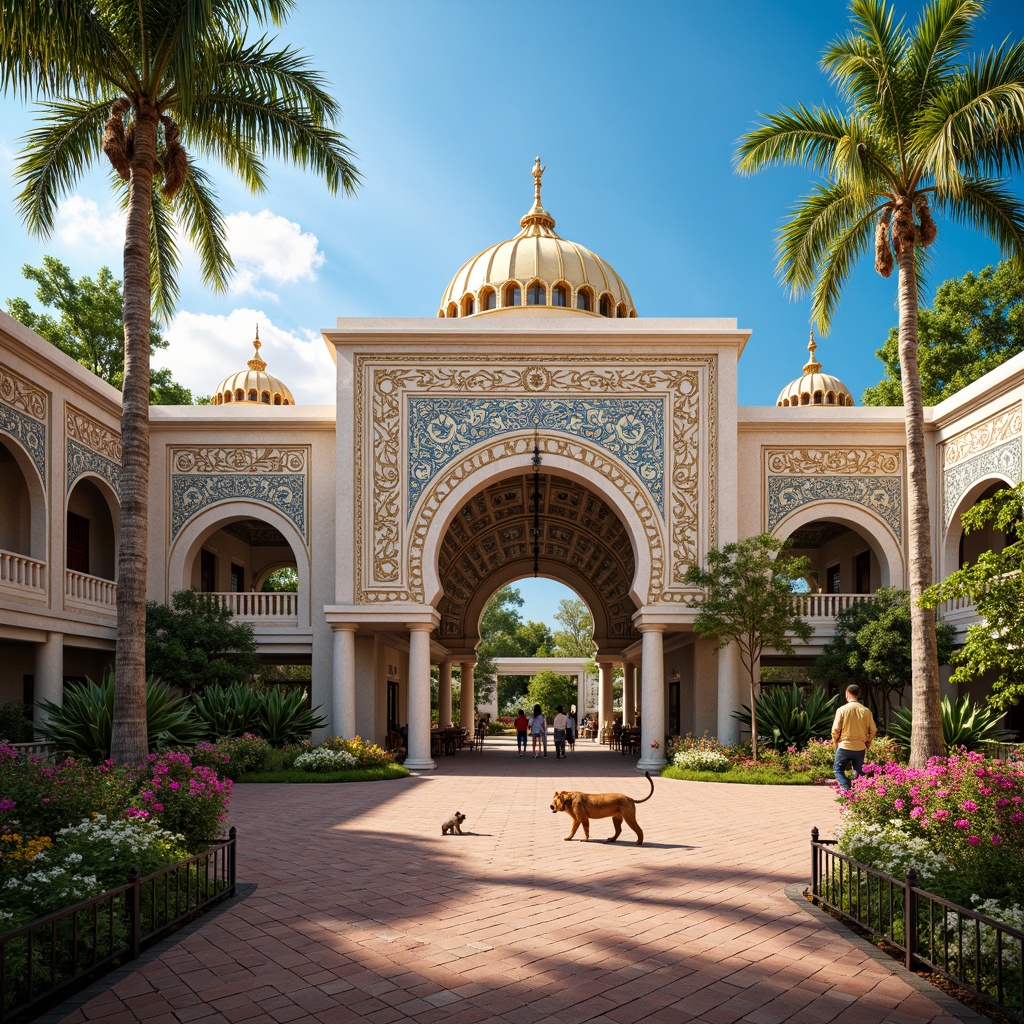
[233,764,411,783]
[660,765,829,785]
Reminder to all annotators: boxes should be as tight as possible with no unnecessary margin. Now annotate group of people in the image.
[513,704,576,758]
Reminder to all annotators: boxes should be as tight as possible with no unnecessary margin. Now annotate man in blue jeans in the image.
[831,684,877,791]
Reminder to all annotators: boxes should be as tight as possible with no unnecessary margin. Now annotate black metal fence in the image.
[1,827,236,1023]
[810,827,1024,1022]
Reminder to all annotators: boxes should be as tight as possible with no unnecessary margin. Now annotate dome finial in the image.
[802,326,822,375]
[532,155,545,205]
[520,155,556,231]
[248,324,267,372]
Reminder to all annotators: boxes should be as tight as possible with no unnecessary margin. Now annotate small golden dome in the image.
[438,157,636,319]
[776,330,855,408]
[213,327,296,407]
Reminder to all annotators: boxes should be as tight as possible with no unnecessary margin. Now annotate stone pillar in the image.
[459,661,475,730]
[598,661,614,739]
[438,660,453,728]
[330,625,357,739]
[33,633,64,728]
[575,673,586,728]
[717,643,744,745]
[637,625,667,771]
[405,624,436,771]
[623,663,637,726]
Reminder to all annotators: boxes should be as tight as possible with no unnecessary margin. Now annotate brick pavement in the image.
[53,736,981,1024]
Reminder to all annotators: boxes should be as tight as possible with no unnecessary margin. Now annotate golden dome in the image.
[776,330,855,408]
[438,157,636,319]
[213,327,296,407]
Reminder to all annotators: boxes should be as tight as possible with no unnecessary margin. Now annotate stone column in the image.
[405,624,436,771]
[438,660,453,728]
[623,662,637,726]
[330,625,357,739]
[716,642,744,745]
[575,673,587,728]
[459,661,475,730]
[598,661,614,739]
[637,625,667,771]
[33,633,64,728]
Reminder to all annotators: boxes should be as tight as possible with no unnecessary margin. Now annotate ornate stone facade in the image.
[0,363,47,484]
[764,447,904,541]
[66,407,121,495]
[169,446,308,540]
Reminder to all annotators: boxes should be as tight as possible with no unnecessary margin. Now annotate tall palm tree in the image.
[2,0,360,764]
[736,0,1024,766]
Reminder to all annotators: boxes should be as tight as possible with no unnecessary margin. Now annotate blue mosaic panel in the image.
[943,439,1021,526]
[67,438,119,497]
[171,474,306,539]
[407,396,664,517]
[767,475,902,541]
[0,402,46,485]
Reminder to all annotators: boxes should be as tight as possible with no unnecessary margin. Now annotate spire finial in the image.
[520,156,556,232]
[248,323,267,371]
[802,326,822,374]
[532,155,545,205]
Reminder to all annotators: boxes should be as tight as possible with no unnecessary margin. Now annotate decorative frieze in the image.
[943,406,1022,468]
[0,364,47,421]
[943,439,1022,527]
[0,364,47,484]
[169,446,308,540]
[66,407,122,463]
[764,447,904,541]
[67,438,120,497]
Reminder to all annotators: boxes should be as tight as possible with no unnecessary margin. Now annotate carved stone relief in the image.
[0,363,47,484]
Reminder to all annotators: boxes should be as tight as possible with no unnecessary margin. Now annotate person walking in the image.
[565,709,576,752]
[529,704,547,758]
[514,708,529,756]
[831,684,877,791]
[552,705,568,759]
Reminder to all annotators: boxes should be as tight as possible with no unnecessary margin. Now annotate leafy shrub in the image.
[731,684,838,751]
[181,741,232,779]
[214,733,274,774]
[257,687,328,747]
[887,694,1014,753]
[294,748,358,772]
[191,682,263,740]
[673,748,731,772]
[319,735,394,768]
[0,701,33,743]
[34,674,204,762]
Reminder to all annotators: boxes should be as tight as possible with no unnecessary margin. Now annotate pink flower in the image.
[932,809,949,821]
[651,740,659,749]
[893,799,905,809]
[954,819,971,829]
[991,835,1003,845]
[910,807,924,819]
[968,836,982,846]
[961,800,978,812]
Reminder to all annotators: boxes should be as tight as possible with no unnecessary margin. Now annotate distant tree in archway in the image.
[146,590,258,696]
[551,597,595,659]
[476,586,552,711]
[526,671,576,717]
[262,568,298,592]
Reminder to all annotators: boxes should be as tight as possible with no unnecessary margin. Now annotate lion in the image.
[550,771,654,844]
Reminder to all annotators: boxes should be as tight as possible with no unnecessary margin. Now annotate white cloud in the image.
[224,210,325,296]
[159,309,335,405]
[56,195,127,253]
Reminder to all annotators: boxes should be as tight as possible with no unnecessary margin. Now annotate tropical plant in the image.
[257,687,328,747]
[683,533,813,758]
[1,0,360,764]
[191,682,263,739]
[0,701,33,743]
[731,684,839,751]
[886,693,1015,753]
[735,0,1024,765]
[34,674,204,762]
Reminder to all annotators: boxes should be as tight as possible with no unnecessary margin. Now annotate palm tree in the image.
[735,0,1024,766]
[2,0,360,764]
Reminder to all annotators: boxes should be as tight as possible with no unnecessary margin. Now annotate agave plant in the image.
[191,682,263,740]
[35,673,204,762]
[257,687,328,747]
[887,694,1014,754]
[731,684,838,752]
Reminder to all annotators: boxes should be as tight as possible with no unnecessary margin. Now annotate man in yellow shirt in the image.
[831,684,877,791]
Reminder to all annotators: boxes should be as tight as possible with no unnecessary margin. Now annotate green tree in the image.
[814,588,956,726]
[923,483,1024,711]
[261,567,298,592]
[551,597,595,658]
[683,534,813,759]
[2,0,360,763]
[146,590,259,697]
[5,256,194,404]
[863,261,1024,405]
[476,586,553,710]
[735,0,1024,765]
[525,671,576,718]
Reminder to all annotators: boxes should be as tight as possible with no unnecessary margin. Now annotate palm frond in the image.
[174,164,234,294]
[808,204,878,333]
[735,106,850,176]
[186,114,269,193]
[931,177,1024,266]
[906,0,981,107]
[148,186,181,321]
[13,97,112,235]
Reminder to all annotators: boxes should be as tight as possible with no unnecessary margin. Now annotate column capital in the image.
[406,621,435,633]
[329,622,359,634]
[636,621,668,634]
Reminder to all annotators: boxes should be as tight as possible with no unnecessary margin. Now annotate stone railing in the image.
[206,591,298,620]
[64,569,117,610]
[791,593,874,617]
[0,549,46,594]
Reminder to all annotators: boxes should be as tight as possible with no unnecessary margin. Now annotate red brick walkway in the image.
[54,736,980,1023]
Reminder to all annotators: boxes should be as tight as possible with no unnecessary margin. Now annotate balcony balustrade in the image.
[0,549,46,594]
[205,591,298,621]
[64,569,117,611]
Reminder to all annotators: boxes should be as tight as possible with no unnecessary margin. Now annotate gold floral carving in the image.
[355,355,716,605]
[0,364,47,420]
[765,448,902,476]
[66,407,121,462]
[171,447,308,474]
[943,406,1022,468]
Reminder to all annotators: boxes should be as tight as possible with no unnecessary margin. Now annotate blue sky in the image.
[1,0,1021,629]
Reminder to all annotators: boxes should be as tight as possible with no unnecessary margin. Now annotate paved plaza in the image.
[52,737,981,1024]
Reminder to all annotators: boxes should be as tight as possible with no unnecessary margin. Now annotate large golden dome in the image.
[213,327,295,407]
[776,331,855,408]
[438,158,636,319]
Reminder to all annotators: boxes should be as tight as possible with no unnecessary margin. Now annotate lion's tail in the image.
[635,770,655,804]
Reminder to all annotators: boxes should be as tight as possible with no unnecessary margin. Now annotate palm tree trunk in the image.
[110,110,157,766]
[896,243,944,766]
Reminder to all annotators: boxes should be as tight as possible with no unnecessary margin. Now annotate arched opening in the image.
[481,288,497,311]
[503,283,521,307]
[526,282,546,306]
[550,284,568,308]
[576,287,594,312]
[66,477,118,582]
[0,439,37,560]
[942,478,1017,577]
[599,294,613,318]
[462,295,475,317]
